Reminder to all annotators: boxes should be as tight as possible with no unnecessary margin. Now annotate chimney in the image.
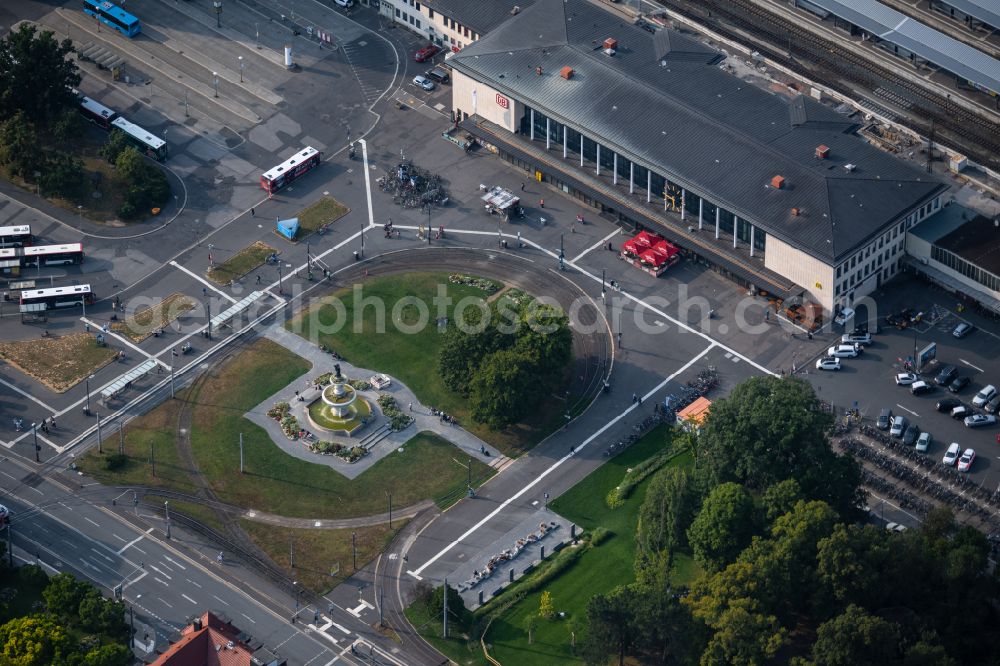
[791,207,800,216]
[193,617,203,631]
[535,66,543,76]
[511,5,521,14]
[560,66,573,79]
[603,37,618,55]
[815,145,830,159]
[771,175,785,189]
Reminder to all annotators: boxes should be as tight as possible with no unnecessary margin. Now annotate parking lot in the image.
[804,274,1000,489]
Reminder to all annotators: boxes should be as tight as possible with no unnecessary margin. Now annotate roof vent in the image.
[771,175,785,189]
[560,66,574,79]
[227,641,235,650]
[815,145,830,159]
[511,5,521,14]
[603,37,617,56]
[791,207,800,216]
[844,163,856,172]
[193,618,203,631]
[535,66,543,75]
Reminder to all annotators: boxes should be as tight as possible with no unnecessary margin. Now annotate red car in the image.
[414,44,440,62]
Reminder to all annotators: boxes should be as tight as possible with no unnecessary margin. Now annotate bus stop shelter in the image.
[209,291,263,331]
[100,359,158,405]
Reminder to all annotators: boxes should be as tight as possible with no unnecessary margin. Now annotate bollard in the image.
[509,568,514,583]
[479,590,484,605]
[570,524,576,539]
[540,545,545,560]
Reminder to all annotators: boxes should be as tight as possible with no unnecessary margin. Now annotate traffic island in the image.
[111,292,197,342]
[0,332,118,392]
[206,241,276,285]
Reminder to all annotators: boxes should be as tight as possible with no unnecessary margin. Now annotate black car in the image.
[985,395,1000,415]
[877,407,893,430]
[935,365,958,386]
[902,424,921,446]
[949,376,971,393]
[936,398,962,413]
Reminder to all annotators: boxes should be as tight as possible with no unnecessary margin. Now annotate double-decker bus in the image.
[21,244,85,268]
[260,147,322,195]
[0,225,32,249]
[78,95,119,129]
[111,117,168,161]
[20,284,95,310]
[82,0,141,38]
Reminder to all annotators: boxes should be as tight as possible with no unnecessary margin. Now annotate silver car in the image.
[412,75,435,91]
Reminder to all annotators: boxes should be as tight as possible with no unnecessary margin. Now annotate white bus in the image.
[111,117,168,161]
[0,224,32,248]
[20,284,95,309]
[21,243,85,267]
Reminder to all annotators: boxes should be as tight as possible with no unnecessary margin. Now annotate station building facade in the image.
[447,0,947,313]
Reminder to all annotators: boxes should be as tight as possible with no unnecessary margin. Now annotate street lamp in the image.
[212,72,219,98]
[213,0,222,28]
[238,56,244,83]
[32,423,39,462]
[85,373,94,415]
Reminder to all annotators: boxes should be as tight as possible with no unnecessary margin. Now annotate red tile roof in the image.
[152,612,256,666]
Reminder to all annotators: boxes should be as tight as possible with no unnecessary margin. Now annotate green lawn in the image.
[79,339,493,519]
[286,272,572,456]
[296,196,350,236]
[207,241,275,284]
[408,425,695,666]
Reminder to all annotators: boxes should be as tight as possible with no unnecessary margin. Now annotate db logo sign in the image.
[496,93,509,109]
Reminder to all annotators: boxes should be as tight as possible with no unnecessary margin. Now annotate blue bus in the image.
[82,0,141,38]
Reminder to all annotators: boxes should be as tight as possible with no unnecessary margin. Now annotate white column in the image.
[530,109,535,141]
[546,117,550,150]
[698,198,703,230]
[733,216,738,248]
[580,134,584,167]
[596,144,601,176]
[715,208,720,239]
[613,153,617,185]
[646,171,651,203]
[681,189,686,221]
[629,162,634,194]
[750,224,756,257]
[563,126,567,159]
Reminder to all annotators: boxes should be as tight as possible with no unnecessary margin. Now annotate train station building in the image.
[447,0,948,314]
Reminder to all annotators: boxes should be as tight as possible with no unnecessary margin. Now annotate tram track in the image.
[654,0,1000,167]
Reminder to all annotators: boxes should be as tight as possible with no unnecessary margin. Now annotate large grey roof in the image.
[805,0,1000,94]
[421,0,535,36]
[936,0,1000,29]
[449,0,946,263]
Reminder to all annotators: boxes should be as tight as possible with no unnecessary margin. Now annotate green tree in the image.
[437,313,507,395]
[522,614,538,644]
[698,600,787,666]
[50,108,85,143]
[816,523,891,610]
[39,151,83,199]
[81,643,130,666]
[468,348,538,429]
[582,586,639,666]
[100,129,130,164]
[630,583,700,665]
[0,113,43,179]
[694,376,862,518]
[42,572,90,620]
[425,583,471,634]
[0,24,80,127]
[0,615,74,666]
[77,591,127,637]
[687,482,756,572]
[760,479,803,526]
[114,145,146,183]
[635,466,696,572]
[810,604,901,666]
[902,635,958,666]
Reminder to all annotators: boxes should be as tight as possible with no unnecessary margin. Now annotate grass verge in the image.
[295,196,350,237]
[239,520,406,595]
[79,339,494,518]
[0,333,118,392]
[112,292,197,342]
[207,241,276,285]
[286,272,572,456]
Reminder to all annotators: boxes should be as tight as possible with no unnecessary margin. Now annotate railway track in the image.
[655,0,1000,167]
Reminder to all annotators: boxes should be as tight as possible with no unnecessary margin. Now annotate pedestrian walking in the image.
[617,331,622,346]
[539,198,544,208]
[638,395,643,405]
[765,310,769,321]
[251,207,255,217]
[520,182,525,191]
[632,393,638,404]
[256,275,262,284]
[408,402,413,412]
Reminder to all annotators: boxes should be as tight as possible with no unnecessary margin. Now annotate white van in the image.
[973,385,997,408]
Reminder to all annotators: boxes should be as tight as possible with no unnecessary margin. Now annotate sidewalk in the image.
[242,325,511,481]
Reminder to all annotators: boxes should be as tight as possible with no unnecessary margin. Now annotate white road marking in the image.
[960,358,984,373]
[90,548,114,563]
[186,579,202,588]
[160,598,173,608]
[84,517,100,528]
[132,545,147,555]
[116,534,145,555]
[181,593,197,605]
[213,594,227,605]
[154,577,169,587]
[571,228,620,263]
[896,403,919,417]
[169,261,238,303]
[112,533,128,543]
[411,343,716,576]
[80,317,166,368]
[149,565,171,580]
[163,555,186,570]
[241,613,256,624]
[331,621,351,635]
[0,377,56,414]
[308,625,341,646]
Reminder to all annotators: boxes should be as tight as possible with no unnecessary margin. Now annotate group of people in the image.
[429,407,456,424]
[11,415,55,432]
[383,219,399,238]
[462,522,554,590]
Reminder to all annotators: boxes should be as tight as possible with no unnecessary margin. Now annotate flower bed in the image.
[448,274,499,293]
[308,440,367,462]
[267,402,301,439]
[377,394,414,432]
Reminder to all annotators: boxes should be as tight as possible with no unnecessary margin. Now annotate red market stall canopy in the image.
[640,240,680,267]
[622,230,663,256]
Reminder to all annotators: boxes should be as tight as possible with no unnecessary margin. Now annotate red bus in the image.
[21,243,85,267]
[260,147,321,195]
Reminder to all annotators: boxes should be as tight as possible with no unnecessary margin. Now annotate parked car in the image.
[902,424,921,446]
[877,407,893,430]
[890,415,907,438]
[414,44,440,62]
[815,357,841,371]
[333,0,354,6]
[884,522,907,532]
[984,395,1000,415]
[426,66,450,84]
[964,414,997,428]
[910,381,934,396]
[936,398,962,413]
[895,373,918,386]
[951,405,972,420]
[957,448,976,472]
[412,75,435,91]
[942,442,961,466]
[952,322,974,338]
[841,332,872,345]
[949,376,971,393]
[915,431,932,453]
[935,365,957,386]
[973,385,997,407]
[834,307,855,326]
[828,344,861,358]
